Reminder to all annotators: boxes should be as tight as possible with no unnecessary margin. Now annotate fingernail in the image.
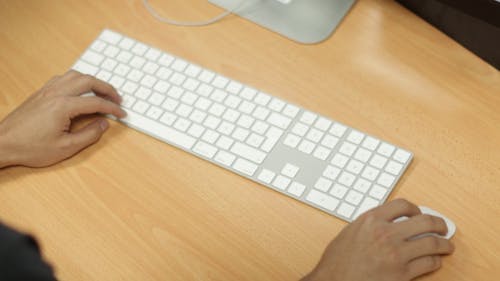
[100,119,109,131]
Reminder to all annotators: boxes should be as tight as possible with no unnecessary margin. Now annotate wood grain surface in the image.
[0,0,499,280]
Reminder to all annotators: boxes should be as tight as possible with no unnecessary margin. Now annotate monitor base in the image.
[209,0,357,44]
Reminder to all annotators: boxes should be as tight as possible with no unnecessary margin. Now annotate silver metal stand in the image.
[209,0,357,44]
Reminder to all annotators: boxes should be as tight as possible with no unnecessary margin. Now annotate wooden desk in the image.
[1,0,499,280]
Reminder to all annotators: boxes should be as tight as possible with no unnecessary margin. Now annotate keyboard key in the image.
[306,190,339,211]
[268,98,285,112]
[347,130,365,144]
[104,45,120,57]
[283,104,299,118]
[331,153,349,168]
[353,178,371,193]
[118,37,134,50]
[96,70,112,81]
[173,118,191,132]
[254,92,271,106]
[233,158,258,176]
[329,184,348,199]
[185,64,201,77]
[345,190,363,205]
[313,146,331,160]
[133,100,149,114]
[148,92,165,106]
[101,58,117,71]
[171,59,188,72]
[292,123,309,136]
[370,154,388,169]
[159,112,177,126]
[323,165,341,180]
[330,123,347,137]
[287,182,306,197]
[246,133,264,148]
[240,87,257,100]
[377,173,395,188]
[122,109,195,150]
[362,166,379,181]
[232,128,249,142]
[337,202,355,218]
[369,185,388,200]
[215,135,233,150]
[321,135,339,149]
[146,106,163,120]
[394,149,411,163]
[338,171,356,187]
[131,42,148,56]
[189,109,206,123]
[201,130,220,144]
[100,30,122,44]
[82,50,104,65]
[385,161,403,175]
[214,151,236,167]
[339,142,357,156]
[362,136,380,151]
[314,177,332,192]
[298,140,315,154]
[187,123,205,138]
[252,106,270,120]
[283,134,301,148]
[267,113,291,129]
[251,121,269,135]
[73,61,98,75]
[130,56,146,68]
[193,141,218,159]
[91,40,107,52]
[378,143,395,157]
[217,122,235,135]
[306,128,324,143]
[258,169,276,184]
[158,54,174,67]
[300,111,317,125]
[281,163,300,178]
[231,142,267,164]
[145,48,161,61]
[346,159,364,174]
[116,51,133,63]
[354,197,380,219]
[226,81,243,94]
[354,148,371,162]
[211,75,229,89]
[199,70,215,83]
[272,175,291,190]
[314,117,332,131]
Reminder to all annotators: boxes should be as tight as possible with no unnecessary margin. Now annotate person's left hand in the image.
[0,70,126,168]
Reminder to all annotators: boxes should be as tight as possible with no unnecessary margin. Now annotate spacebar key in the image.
[121,109,196,150]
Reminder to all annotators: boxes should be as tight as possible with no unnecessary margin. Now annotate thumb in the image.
[65,118,109,152]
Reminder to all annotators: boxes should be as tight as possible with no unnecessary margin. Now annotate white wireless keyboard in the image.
[72,29,413,222]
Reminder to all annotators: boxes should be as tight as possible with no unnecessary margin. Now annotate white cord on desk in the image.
[143,0,248,27]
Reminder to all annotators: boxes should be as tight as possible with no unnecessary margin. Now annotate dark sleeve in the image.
[0,222,57,281]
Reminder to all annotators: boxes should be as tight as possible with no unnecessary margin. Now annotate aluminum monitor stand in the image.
[208,0,357,44]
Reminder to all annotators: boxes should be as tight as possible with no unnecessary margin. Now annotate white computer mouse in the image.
[394,206,456,239]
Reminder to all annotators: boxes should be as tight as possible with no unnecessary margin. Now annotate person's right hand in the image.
[0,70,126,168]
[302,199,455,281]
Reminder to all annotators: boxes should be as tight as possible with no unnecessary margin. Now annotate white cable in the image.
[143,0,248,27]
